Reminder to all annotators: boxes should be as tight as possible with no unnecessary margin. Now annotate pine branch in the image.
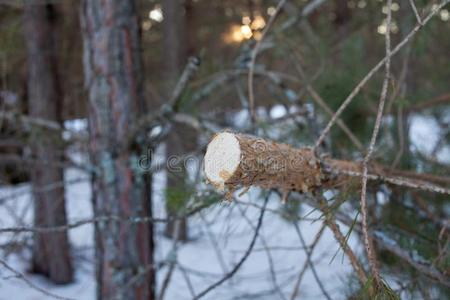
[203,132,450,196]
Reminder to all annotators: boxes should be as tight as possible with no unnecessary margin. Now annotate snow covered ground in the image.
[0,146,361,300]
[0,113,446,299]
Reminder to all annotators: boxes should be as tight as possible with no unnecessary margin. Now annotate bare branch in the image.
[0,215,168,234]
[248,0,287,123]
[373,231,450,288]
[320,198,368,286]
[307,85,364,151]
[292,222,331,300]
[289,223,326,300]
[167,56,201,109]
[131,56,201,142]
[0,258,74,300]
[360,0,392,285]
[236,201,287,300]
[406,92,450,113]
[409,0,423,25]
[279,0,328,31]
[0,111,62,131]
[204,132,450,196]
[325,167,450,195]
[193,194,269,300]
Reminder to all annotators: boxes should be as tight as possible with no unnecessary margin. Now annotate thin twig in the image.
[198,210,229,275]
[0,258,75,300]
[248,0,287,123]
[131,56,201,141]
[178,265,197,298]
[409,0,423,25]
[292,222,331,300]
[192,194,269,300]
[114,262,164,300]
[324,166,450,195]
[405,92,450,113]
[0,111,62,131]
[328,221,368,284]
[360,0,392,285]
[289,52,364,151]
[167,56,201,109]
[236,201,286,300]
[0,215,167,234]
[289,223,326,300]
[320,200,368,286]
[0,177,88,204]
[313,0,449,150]
[373,231,450,288]
[159,217,183,300]
[307,86,364,151]
[279,0,328,31]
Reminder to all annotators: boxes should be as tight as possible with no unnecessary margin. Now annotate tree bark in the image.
[80,1,154,299]
[24,1,73,284]
[204,132,450,196]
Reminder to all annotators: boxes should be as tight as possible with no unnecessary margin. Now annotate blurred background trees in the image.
[24,1,73,284]
[0,0,449,299]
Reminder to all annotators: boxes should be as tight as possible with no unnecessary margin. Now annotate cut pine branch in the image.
[204,132,450,196]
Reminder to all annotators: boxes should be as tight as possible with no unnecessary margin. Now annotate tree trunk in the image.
[162,0,196,242]
[80,1,154,299]
[24,1,73,284]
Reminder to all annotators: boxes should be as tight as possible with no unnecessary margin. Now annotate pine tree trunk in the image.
[24,1,73,285]
[80,1,154,299]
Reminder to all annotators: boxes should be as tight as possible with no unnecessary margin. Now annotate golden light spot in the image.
[231,26,244,42]
[251,15,266,30]
[224,22,261,44]
[223,25,243,43]
[142,20,152,31]
[240,25,253,39]
[253,31,262,41]
[242,16,251,25]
